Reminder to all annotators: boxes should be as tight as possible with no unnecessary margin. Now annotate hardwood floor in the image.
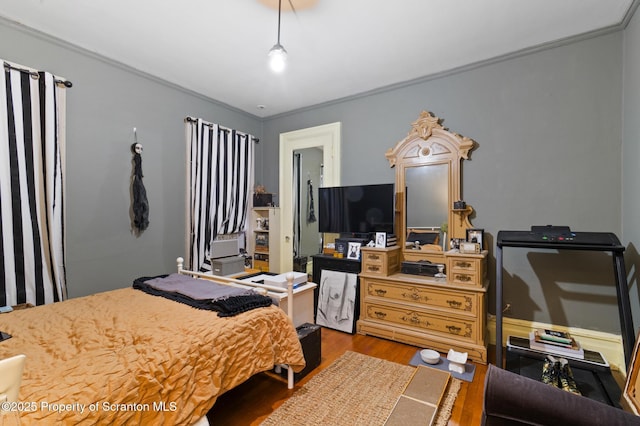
[207,328,489,425]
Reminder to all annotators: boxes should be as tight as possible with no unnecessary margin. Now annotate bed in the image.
[0,259,306,425]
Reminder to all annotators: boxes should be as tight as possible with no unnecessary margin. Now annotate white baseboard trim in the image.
[487,315,626,374]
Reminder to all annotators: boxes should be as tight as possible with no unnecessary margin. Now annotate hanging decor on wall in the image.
[307,178,316,223]
[131,128,149,234]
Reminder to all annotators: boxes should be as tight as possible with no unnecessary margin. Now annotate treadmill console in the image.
[530,225,575,242]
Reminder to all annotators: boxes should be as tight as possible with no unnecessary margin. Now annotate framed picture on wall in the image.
[316,270,358,333]
[466,228,484,250]
[347,242,361,260]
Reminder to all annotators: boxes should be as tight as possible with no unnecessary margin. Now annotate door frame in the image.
[278,122,341,272]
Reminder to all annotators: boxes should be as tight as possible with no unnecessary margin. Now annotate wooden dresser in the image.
[355,110,489,364]
[357,246,488,364]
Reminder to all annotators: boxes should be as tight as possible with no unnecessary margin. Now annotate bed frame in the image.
[176,257,298,389]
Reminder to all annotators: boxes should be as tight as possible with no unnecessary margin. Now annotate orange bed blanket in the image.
[0,287,305,425]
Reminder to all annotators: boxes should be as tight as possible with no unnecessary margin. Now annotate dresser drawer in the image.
[362,250,385,265]
[362,278,477,316]
[447,255,485,287]
[362,302,477,342]
[360,247,400,276]
[449,271,479,286]
[362,263,385,275]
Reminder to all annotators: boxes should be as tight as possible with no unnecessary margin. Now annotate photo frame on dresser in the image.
[466,228,484,250]
[347,242,361,260]
[316,270,358,333]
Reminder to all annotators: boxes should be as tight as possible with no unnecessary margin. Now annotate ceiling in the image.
[0,0,636,118]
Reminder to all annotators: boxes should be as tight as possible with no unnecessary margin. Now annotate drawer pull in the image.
[374,311,387,319]
[374,288,387,296]
[455,261,472,269]
[446,325,462,334]
[447,300,462,309]
[368,254,380,260]
[367,265,381,272]
[401,313,429,327]
[455,274,472,282]
[401,290,426,302]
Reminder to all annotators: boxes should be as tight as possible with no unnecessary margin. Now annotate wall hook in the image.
[131,127,143,154]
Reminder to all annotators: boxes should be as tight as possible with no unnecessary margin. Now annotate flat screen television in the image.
[318,183,395,235]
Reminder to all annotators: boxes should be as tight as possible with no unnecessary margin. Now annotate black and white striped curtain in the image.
[0,61,68,306]
[185,118,254,272]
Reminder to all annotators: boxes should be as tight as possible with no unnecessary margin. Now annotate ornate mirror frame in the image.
[386,111,476,263]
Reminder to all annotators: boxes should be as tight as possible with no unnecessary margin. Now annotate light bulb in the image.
[269,44,287,73]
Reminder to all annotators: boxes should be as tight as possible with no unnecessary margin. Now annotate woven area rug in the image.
[261,351,461,426]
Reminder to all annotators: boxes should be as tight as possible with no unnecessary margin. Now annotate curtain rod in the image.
[3,61,73,88]
[185,116,259,143]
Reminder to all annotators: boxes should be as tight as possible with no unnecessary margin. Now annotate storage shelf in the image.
[250,207,280,273]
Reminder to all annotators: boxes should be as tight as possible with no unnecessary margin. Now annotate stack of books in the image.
[528,329,584,359]
[385,234,397,247]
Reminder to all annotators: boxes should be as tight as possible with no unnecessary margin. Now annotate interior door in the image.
[279,122,341,273]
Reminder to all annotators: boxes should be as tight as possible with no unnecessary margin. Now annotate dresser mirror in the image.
[405,163,448,230]
[386,111,476,263]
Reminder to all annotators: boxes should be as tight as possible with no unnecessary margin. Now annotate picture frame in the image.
[255,233,269,249]
[624,329,640,414]
[347,242,361,260]
[316,270,358,333]
[449,238,464,250]
[466,228,484,250]
[375,232,387,248]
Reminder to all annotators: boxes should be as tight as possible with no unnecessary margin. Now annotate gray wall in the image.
[0,19,263,298]
[1,16,635,335]
[263,33,625,334]
[623,9,640,335]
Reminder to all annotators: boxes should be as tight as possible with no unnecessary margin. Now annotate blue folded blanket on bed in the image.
[133,273,273,316]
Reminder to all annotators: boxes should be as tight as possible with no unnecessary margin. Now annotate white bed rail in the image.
[176,257,296,388]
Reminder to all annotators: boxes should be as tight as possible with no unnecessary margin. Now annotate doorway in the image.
[278,122,341,273]
[293,148,323,272]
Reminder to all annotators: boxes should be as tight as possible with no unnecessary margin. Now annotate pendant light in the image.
[268,0,287,73]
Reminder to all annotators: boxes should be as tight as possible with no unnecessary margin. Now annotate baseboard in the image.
[487,315,626,374]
